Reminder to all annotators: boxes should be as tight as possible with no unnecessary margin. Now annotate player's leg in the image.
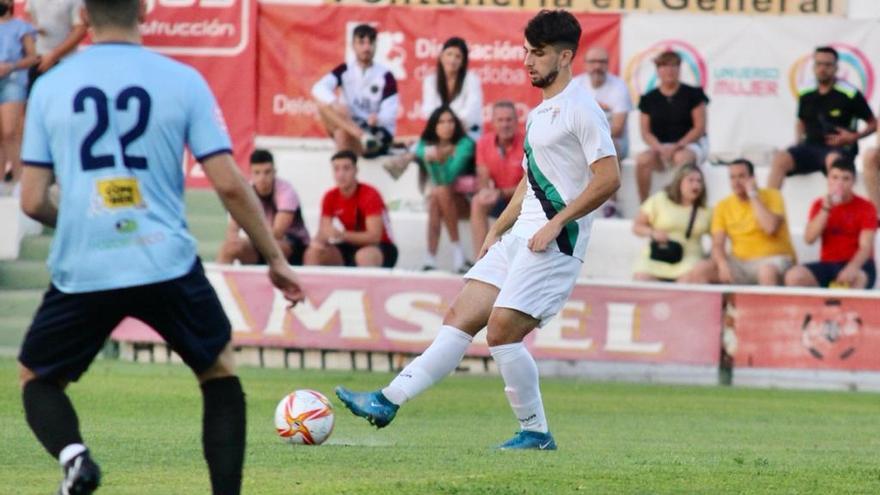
[19,287,123,494]
[635,149,662,202]
[486,307,557,450]
[132,261,244,495]
[336,279,498,427]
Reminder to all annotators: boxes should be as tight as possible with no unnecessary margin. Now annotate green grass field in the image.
[1,358,878,494]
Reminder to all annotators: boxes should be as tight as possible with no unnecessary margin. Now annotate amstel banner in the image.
[257,3,620,138]
[112,266,722,365]
[731,292,880,371]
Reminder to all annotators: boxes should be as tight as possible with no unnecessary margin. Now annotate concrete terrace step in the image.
[0,260,49,290]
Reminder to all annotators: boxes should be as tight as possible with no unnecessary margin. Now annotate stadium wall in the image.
[111,265,880,392]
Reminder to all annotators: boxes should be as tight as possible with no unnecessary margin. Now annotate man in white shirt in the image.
[573,46,632,217]
[335,10,620,451]
[311,24,399,158]
[26,0,87,86]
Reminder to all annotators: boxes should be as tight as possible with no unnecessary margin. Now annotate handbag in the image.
[649,205,698,264]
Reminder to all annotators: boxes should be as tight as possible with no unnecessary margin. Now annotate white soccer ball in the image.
[274,389,335,446]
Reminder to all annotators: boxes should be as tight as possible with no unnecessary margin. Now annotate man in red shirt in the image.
[304,150,398,267]
[470,101,525,257]
[785,158,877,288]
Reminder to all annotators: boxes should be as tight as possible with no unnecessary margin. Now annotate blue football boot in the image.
[497,430,557,450]
[335,386,399,428]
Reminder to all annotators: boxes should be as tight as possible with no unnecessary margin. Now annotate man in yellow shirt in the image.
[690,159,796,285]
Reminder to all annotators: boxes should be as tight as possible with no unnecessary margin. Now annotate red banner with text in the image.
[141,0,257,187]
[112,266,721,365]
[257,4,620,138]
[732,293,880,371]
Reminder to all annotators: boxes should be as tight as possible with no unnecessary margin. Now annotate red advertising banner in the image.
[257,4,621,138]
[732,293,880,371]
[141,0,257,186]
[112,266,721,365]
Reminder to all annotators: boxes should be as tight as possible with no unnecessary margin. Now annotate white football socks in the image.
[382,325,473,406]
[490,342,548,433]
[58,443,87,466]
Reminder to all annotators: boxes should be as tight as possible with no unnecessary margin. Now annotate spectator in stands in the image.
[304,150,398,268]
[859,136,880,222]
[635,50,709,203]
[691,159,795,285]
[768,46,876,189]
[785,158,876,289]
[470,101,523,259]
[0,2,38,183]
[311,24,399,158]
[631,164,711,282]
[417,106,476,272]
[25,0,87,89]
[573,46,632,218]
[422,36,483,141]
[217,149,310,266]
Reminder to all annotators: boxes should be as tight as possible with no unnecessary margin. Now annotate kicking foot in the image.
[58,450,101,495]
[496,430,557,451]
[335,386,399,428]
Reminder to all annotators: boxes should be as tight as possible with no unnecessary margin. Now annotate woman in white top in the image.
[421,37,483,141]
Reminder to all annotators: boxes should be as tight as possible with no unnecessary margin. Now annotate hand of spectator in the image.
[474,188,500,206]
[825,128,857,147]
[659,144,676,164]
[37,54,56,74]
[424,145,439,162]
[836,264,860,287]
[717,262,733,284]
[328,227,345,245]
[367,113,378,127]
[0,63,13,78]
[745,177,759,198]
[528,220,563,252]
[268,261,306,307]
[650,229,669,243]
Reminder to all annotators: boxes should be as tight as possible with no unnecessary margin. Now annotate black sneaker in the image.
[58,451,101,495]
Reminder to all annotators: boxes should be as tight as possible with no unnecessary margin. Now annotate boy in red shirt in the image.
[785,158,877,288]
[304,150,398,268]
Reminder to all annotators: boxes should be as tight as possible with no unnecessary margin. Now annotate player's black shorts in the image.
[786,143,854,176]
[18,258,231,382]
[335,241,398,268]
[804,259,876,288]
[355,120,393,159]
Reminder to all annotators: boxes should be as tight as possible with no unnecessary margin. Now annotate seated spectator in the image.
[422,36,483,141]
[304,150,398,268]
[785,158,877,289]
[0,7,38,183]
[635,50,709,203]
[691,159,795,285]
[573,46,632,217]
[217,149,310,265]
[470,101,523,258]
[311,24,398,158]
[769,46,876,189]
[417,106,475,272]
[631,164,711,282]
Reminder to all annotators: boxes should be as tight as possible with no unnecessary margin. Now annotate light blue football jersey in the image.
[22,43,232,293]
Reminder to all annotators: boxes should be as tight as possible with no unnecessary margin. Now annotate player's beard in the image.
[531,68,560,88]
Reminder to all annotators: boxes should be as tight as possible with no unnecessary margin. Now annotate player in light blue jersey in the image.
[17,1,304,494]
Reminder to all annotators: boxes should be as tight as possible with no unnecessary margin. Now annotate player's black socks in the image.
[201,376,246,495]
[22,378,84,459]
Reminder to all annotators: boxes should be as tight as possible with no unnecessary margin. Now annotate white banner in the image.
[621,15,880,159]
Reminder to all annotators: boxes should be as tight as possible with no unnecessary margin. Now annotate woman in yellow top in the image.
[632,164,712,281]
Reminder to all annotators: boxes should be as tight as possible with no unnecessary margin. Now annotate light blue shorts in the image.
[0,76,27,103]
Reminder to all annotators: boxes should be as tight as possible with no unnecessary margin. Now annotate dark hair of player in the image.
[524,10,582,55]
[84,0,140,28]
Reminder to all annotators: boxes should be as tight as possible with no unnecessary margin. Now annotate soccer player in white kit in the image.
[336,10,620,450]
